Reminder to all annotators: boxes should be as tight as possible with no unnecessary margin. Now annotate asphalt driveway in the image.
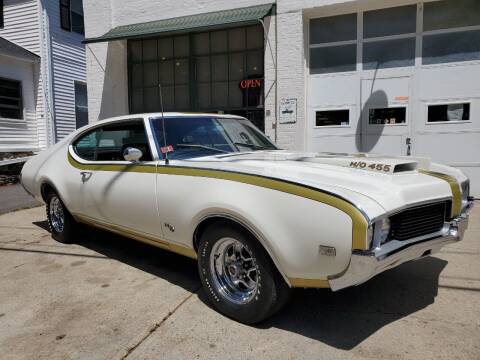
[0,204,479,359]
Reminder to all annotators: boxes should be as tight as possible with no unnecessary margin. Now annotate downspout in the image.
[38,0,56,146]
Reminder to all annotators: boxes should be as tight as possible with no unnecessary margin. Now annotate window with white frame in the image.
[369,107,407,125]
[60,0,84,35]
[308,1,480,75]
[423,0,480,65]
[309,14,357,74]
[315,109,350,127]
[427,103,470,123]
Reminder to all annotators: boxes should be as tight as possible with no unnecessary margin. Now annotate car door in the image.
[70,119,162,238]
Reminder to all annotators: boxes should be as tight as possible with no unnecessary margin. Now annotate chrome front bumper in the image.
[329,198,474,291]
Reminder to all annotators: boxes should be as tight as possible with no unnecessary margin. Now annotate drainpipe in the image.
[38,0,56,147]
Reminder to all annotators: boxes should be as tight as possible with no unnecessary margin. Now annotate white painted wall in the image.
[43,0,86,141]
[0,56,38,151]
[0,0,44,151]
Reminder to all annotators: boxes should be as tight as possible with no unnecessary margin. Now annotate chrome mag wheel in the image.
[210,237,259,304]
[49,195,65,233]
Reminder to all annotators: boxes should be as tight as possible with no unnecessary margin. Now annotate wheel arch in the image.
[192,214,292,287]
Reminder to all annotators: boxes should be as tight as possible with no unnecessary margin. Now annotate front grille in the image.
[390,202,447,241]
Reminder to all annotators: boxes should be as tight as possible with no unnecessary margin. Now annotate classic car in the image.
[21,113,474,324]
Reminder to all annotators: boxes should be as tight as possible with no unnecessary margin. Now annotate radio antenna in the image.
[158,83,169,165]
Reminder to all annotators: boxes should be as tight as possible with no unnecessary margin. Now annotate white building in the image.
[0,0,87,155]
[83,0,480,195]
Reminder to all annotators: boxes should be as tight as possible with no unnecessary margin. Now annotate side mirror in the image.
[123,147,143,162]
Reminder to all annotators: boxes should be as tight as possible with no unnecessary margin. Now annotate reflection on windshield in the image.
[150,117,278,160]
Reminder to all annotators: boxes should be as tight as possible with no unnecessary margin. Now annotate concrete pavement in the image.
[0,205,479,359]
[0,184,41,215]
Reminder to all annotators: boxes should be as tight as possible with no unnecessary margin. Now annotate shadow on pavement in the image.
[72,225,201,293]
[36,220,447,349]
[257,256,447,350]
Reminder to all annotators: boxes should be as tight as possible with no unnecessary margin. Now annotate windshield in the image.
[150,117,278,160]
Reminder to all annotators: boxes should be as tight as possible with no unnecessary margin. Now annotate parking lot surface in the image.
[0,205,479,359]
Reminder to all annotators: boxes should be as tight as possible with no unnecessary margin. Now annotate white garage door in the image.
[306,0,480,196]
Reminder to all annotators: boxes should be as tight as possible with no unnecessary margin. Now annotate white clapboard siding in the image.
[45,0,86,141]
[0,0,42,151]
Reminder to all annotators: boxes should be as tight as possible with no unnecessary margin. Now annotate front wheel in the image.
[45,191,78,244]
[197,223,291,324]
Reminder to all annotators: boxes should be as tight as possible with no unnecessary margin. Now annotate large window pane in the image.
[211,30,227,53]
[158,38,173,59]
[212,82,228,107]
[131,64,143,87]
[174,36,189,57]
[422,30,480,65]
[196,84,211,108]
[363,38,415,70]
[229,82,243,108]
[247,25,263,49]
[159,60,174,85]
[310,14,357,44]
[310,45,356,74]
[229,28,246,51]
[142,39,157,61]
[424,0,480,31]
[144,87,159,112]
[247,51,263,76]
[143,62,158,87]
[131,89,143,113]
[195,57,210,83]
[229,53,244,80]
[194,32,209,55]
[75,82,88,129]
[212,55,228,81]
[129,40,142,62]
[174,59,189,84]
[175,85,189,110]
[364,5,416,38]
[161,86,174,110]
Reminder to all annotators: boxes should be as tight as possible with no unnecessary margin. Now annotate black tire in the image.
[198,223,291,324]
[45,191,78,244]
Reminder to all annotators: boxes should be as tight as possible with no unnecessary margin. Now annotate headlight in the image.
[377,218,391,245]
[370,217,391,248]
[461,179,470,210]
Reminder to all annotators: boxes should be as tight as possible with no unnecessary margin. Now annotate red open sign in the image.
[239,79,263,89]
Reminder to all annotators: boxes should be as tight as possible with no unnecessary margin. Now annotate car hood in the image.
[178,151,460,219]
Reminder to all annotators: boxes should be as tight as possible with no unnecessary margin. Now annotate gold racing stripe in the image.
[418,169,462,217]
[68,153,369,250]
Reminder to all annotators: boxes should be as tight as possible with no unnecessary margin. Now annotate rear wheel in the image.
[45,191,78,244]
[198,223,291,324]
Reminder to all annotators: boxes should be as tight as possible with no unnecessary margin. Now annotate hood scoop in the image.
[297,155,418,174]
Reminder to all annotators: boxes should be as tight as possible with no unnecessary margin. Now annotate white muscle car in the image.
[21,113,474,324]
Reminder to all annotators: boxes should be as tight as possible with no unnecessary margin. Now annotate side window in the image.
[73,129,99,161]
[96,122,153,161]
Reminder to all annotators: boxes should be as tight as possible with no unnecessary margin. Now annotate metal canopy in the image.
[83,3,274,44]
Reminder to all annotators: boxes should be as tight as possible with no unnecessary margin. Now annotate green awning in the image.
[84,3,274,44]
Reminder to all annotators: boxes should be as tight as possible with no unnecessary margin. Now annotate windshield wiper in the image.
[175,144,228,153]
[233,142,270,150]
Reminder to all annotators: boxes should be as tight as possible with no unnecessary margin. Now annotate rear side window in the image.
[73,129,99,160]
[72,121,153,161]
